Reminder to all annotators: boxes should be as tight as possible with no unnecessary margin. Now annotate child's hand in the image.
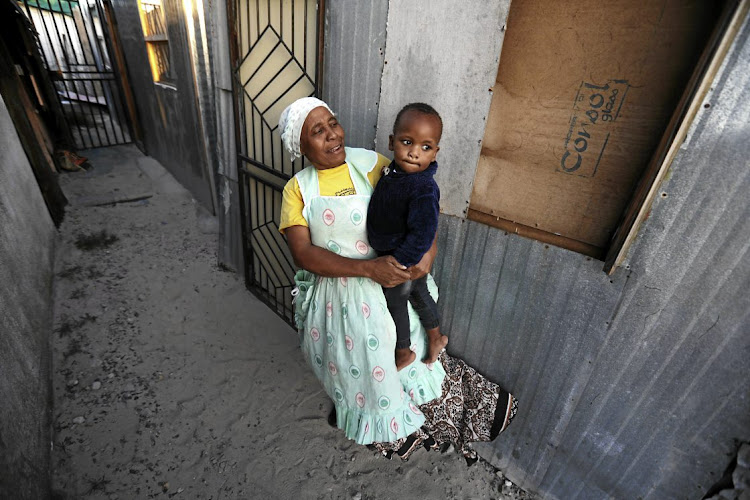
[407,257,432,280]
[407,239,437,279]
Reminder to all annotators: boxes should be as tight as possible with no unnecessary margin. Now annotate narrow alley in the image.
[50,146,530,499]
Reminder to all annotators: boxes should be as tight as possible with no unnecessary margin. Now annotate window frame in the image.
[137,0,175,87]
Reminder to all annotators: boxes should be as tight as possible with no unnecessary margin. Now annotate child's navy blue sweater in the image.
[367,160,440,268]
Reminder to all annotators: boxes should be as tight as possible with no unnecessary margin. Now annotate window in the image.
[469,0,739,272]
[138,0,173,85]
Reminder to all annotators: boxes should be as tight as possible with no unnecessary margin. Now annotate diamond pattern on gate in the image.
[237,25,315,172]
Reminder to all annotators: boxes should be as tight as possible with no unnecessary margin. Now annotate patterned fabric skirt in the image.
[371,351,518,463]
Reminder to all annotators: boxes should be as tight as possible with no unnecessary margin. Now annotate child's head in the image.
[389,103,443,174]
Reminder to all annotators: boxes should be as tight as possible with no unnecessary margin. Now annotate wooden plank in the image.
[467,209,605,260]
[0,27,67,225]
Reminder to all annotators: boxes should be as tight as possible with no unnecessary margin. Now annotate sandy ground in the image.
[50,145,534,500]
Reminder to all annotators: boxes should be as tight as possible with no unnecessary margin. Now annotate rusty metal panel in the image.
[432,16,750,499]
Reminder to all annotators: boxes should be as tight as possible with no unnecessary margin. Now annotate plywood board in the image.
[470,0,723,249]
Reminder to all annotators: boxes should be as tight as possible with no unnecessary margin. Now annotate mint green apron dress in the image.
[292,147,446,445]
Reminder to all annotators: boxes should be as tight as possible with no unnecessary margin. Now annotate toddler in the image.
[367,103,449,370]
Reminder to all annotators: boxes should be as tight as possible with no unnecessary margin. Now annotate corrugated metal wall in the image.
[322,0,388,150]
[111,0,216,211]
[432,15,750,499]
[209,0,243,273]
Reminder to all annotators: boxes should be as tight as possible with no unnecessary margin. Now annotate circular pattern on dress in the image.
[372,366,385,382]
[356,392,365,408]
[408,366,417,380]
[327,240,341,254]
[361,302,371,318]
[348,365,361,379]
[310,327,320,342]
[350,209,363,226]
[390,418,399,434]
[322,208,335,226]
[403,411,414,426]
[341,303,348,319]
[328,362,338,375]
[314,354,323,367]
[326,332,334,346]
[378,396,390,410]
[326,301,333,317]
[366,335,379,351]
[345,335,354,351]
[355,240,369,255]
[334,388,344,402]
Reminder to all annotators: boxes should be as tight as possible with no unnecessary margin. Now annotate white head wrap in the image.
[278,97,334,162]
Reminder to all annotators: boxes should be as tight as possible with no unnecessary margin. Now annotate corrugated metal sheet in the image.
[209,0,243,273]
[432,16,750,500]
[322,0,388,150]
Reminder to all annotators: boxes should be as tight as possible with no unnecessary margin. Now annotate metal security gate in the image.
[19,0,134,149]
[229,0,324,324]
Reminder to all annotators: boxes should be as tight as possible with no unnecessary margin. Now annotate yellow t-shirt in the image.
[280,153,391,233]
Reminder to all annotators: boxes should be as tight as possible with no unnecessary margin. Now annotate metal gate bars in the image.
[230,0,324,325]
[18,0,134,149]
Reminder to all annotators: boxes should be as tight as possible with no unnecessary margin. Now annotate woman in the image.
[279,97,516,461]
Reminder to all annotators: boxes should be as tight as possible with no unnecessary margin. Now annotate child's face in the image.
[388,110,441,174]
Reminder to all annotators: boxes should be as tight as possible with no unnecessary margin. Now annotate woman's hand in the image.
[367,255,410,288]
[407,233,438,280]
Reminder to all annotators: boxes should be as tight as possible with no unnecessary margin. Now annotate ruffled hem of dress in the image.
[335,402,426,445]
[400,359,446,406]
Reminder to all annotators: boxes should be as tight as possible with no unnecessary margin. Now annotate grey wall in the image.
[0,93,56,499]
[111,0,215,212]
[323,0,388,150]
[375,0,511,218]
[426,13,750,500]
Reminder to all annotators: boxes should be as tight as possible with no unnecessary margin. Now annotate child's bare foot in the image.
[395,347,416,371]
[424,327,448,364]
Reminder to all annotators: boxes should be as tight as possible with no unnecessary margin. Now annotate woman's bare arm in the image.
[286,225,411,288]
[407,232,438,280]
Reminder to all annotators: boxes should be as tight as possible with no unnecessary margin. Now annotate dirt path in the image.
[50,145,532,500]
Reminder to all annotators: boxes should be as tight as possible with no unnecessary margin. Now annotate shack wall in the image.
[0,93,56,499]
[110,0,215,211]
[322,0,388,150]
[377,2,750,499]
[375,0,511,218]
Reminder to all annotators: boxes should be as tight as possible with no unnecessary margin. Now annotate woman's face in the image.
[299,106,346,169]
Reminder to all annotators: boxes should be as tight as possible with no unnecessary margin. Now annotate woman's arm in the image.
[407,232,438,280]
[286,225,411,288]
